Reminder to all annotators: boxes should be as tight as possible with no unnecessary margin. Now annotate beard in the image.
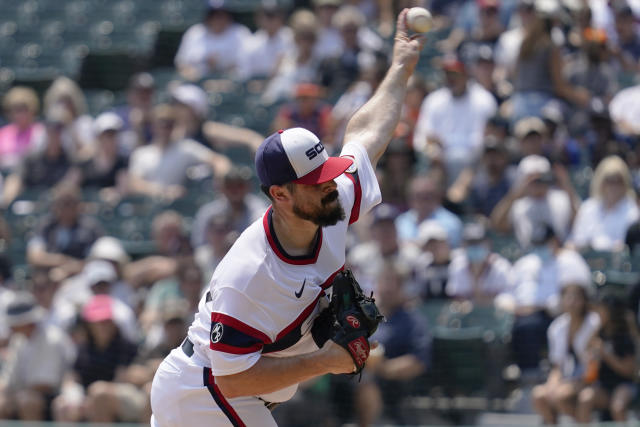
[293,190,345,227]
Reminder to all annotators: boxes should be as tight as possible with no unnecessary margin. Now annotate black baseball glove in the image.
[328,269,384,374]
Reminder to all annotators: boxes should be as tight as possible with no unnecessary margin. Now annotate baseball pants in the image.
[150,347,277,427]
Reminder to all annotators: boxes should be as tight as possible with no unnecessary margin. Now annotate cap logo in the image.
[305,142,325,160]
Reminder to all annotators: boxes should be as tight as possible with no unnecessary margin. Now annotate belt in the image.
[181,337,280,412]
[181,337,195,357]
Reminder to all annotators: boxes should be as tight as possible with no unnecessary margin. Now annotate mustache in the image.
[321,190,339,205]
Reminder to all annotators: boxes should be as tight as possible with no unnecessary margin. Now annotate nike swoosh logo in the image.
[295,279,306,298]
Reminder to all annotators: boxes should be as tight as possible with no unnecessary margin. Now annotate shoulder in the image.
[424,88,450,106]
[548,313,570,336]
[183,23,206,39]
[489,253,511,271]
[449,249,468,271]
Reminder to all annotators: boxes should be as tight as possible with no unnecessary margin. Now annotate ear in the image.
[269,185,292,203]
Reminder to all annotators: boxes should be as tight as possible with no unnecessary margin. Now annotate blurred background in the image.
[0,0,640,425]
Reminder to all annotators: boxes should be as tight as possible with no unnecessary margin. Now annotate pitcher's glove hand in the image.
[329,269,384,374]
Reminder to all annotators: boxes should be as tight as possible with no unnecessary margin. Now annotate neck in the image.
[271,207,319,256]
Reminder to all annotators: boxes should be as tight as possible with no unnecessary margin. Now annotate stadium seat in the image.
[78,51,140,91]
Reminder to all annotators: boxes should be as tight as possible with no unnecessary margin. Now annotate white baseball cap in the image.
[94,112,124,135]
[172,84,208,119]
[417,220,448,246]
[84,260,117,286]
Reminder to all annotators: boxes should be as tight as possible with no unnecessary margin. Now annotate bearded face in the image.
[291,186,345,227]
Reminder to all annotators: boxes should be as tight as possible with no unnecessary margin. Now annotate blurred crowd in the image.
[1,0,640,425]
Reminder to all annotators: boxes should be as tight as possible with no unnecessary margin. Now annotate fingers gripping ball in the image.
[407,7,433,33]
[329,270,384,374]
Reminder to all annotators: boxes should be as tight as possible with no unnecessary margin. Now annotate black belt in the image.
[182,337,195,357]
[181,337,280,412]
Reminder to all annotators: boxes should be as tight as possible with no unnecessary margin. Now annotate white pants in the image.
[150,348,277,427]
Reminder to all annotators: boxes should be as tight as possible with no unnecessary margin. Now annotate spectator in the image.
[262,10,321,104]
[312,0,343,60]
[128,104,231,200]
[348,204,418,294]
[26,183,103,276]
[72,112,130,193]
[497,226,590,372]
[514,116,548,157]
[195,210,238,281]
[447,0,505,57]
[448,135,515,217]
[608,82,640,137]
[355,261,431,427]
[409,221,452,301]
[532,259,599,424]
[272,83,333,143]
[319,5,384,97]
[142,258,204,331]
[395,175,463,247]
[1,109,74,208]
[0,292,75,421]
[612,3,640,70]
[0,86,45,172]
[510,0,590,121]
[413,56,497,182]
[191,166,268,248]
[576,293,637,423]
[170,83,210,146]
[43,76,94,159]
[377,138,417,212]
[175,0,251,80]
[491,155,578,248]
[569,156,638,251]
[240,2,293,79]
[446,222,511,304]
[53,295,139,422]
[112,72,156,147]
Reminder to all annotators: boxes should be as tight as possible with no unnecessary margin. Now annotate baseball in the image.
[407,7,433,33]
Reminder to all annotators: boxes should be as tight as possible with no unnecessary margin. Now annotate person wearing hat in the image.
[514,116,548,157]
[0,292,75,421]
[128,103,231,200]
[410,220,452,300]
[491,154,578,248]
[71,112,130,194]
[55,294,140,423]
[272,82,333,143]
[446,222,511,303]
[1,107,74,209]
[532,254,599,424]
[191,166,268,248]
[413,54,498,183]
[175,0,251,80]
[150,9,426,425]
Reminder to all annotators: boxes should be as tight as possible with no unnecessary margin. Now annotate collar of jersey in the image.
[263,206,323,265]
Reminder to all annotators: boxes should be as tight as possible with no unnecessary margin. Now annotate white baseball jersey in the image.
[150,142,380,427]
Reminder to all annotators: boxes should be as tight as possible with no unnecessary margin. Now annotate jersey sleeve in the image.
[339,142,382,224]
[207,287,272,376]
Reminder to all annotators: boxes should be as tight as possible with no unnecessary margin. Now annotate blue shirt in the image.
[373,308,431,366]
[395,207,463,247]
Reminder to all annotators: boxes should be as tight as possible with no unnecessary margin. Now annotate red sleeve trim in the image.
[210,342,264,355]
[344,171,362,224]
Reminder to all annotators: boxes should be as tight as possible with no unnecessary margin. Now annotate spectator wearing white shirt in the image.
[128,104,231,200]
[240,2,293,80]
[174,0,252,81]
[0,292,75,420]
[569,156,639,251]
[446,222,511,304]
[609,83,640,137]
[532,258,599,425]
[312,0,343,60]
[261,10,322,104]
[491,155,578,248]
[413,56,497,183]
[498,225,590,371]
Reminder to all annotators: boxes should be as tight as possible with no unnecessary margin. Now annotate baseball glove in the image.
[328,269,384,374]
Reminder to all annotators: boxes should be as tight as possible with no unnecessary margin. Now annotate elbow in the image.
[214,375,244,399]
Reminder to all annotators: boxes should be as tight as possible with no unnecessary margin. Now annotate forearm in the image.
[378,355,425,380]
[490,192,517,232]
[344,63,411,167]
[602,353,636,379]
[216,352,333,399]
